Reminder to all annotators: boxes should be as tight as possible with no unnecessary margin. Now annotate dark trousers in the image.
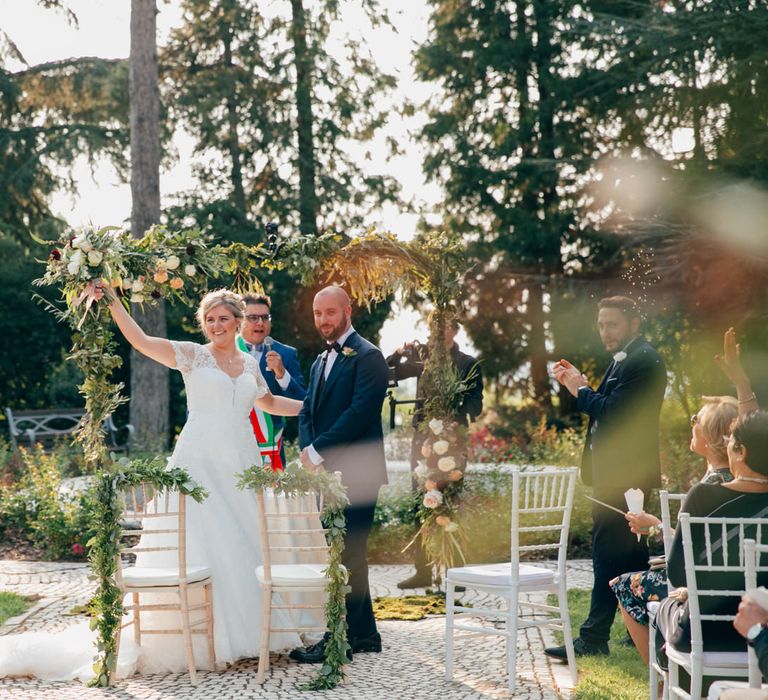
[579,496,649,645]
[342,502,378,642]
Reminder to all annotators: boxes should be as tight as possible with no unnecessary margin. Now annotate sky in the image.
[3,0,465,353]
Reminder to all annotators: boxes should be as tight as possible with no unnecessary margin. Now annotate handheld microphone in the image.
[263,336,274,371]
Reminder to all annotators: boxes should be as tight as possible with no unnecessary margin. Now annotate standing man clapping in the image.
[546,296,666,659]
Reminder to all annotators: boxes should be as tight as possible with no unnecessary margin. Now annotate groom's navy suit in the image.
[577,335,666,645]
[299,330,389,644]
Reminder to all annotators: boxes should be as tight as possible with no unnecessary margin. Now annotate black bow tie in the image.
[326,342,342,354]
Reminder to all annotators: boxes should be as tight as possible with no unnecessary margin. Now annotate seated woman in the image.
[610,395,738,663]
[657,410,768,657]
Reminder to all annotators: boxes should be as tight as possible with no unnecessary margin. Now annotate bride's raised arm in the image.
[94,281,176,368]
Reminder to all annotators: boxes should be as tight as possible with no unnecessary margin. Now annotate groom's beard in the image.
[317,313,350,342]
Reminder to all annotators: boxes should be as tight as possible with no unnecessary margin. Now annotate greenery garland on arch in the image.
[238,462,350,690]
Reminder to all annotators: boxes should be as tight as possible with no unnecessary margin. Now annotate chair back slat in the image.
[744,539,768,688]
[115,482,187,588]
[679,514,768,648]
[659,490,686,559]
[254,487,329,574]
[510,468,577,574]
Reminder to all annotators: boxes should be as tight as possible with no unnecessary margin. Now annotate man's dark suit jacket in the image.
[386,343,483,428]
[577,335,666,499]
[299,331,389,505]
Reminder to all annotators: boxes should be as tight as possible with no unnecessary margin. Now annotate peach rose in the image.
[448,469,464,482]
[435,515,451,527]
[422,489,443,509]
[421,442,432,458]
[153,270,169,283]
[170,277,184,289]
[424,479,437,491]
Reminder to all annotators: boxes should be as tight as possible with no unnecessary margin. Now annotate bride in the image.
[0,287,304,680]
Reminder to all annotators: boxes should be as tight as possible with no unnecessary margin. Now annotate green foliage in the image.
[0,591,30,625]
[87,456,208,688]
[0,444,96,560]
[238,461,350,690]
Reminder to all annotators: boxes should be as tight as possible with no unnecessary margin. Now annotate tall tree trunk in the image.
[290,0,318,236]
[130,0,168,451]
[222,20,246,213]
[526,282,552,408]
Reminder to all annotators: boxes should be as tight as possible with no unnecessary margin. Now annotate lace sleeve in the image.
[244,353,268,398]
[170,340,199,374]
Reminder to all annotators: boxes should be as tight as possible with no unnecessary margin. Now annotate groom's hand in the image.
[300,447,321,470]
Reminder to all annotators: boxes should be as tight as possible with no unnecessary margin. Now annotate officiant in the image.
[239,293,307,469]
[546,296,666,660]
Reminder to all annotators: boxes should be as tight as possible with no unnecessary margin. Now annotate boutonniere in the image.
[341,347,357,358]
[613,351,627,363]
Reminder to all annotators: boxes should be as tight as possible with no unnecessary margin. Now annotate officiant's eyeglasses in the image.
[245,314,271,322]
[690,414,699,427]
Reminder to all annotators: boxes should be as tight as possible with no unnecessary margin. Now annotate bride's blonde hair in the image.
[196,289,245,338]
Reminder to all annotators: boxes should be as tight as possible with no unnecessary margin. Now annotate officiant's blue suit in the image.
[299,330,389,644]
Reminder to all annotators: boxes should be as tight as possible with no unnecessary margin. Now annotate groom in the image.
[546,296,666,659]
[289,285,389,662]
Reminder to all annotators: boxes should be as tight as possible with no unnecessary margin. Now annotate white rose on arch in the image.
[72,234,93,253]
[165,255,180,270]
[87,250,103,266]
[67,250,83,275]
[438,456,456,472]
[414,462,429,479]
[422,489,443,509]
[433,440,450,455]
[428,418,444,435]
[184,264,196,277]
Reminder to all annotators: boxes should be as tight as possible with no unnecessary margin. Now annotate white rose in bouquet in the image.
[433,440,450,455]
[422,489,443,509]
[87,250,103,266]
[438,456,456,472]
[131,293,145,303]
[184,264,196,277]
[165,255,180,270]
[428,418,444,435]
[67,250,83,275]
[131,279,144,292]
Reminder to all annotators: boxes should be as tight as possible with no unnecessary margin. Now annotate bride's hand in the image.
[715,327,749,387]
[90,279,114,302]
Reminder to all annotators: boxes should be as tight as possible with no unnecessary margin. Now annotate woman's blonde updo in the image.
[196,289,245,338]
[698,395,739,464]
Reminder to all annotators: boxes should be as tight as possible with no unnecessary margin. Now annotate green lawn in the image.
[551,589,649,700]
[0,591,31,625]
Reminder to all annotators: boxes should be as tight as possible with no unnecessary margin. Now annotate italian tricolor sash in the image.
[237,336,284,471]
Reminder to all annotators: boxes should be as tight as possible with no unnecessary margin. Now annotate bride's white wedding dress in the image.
[0,341,301,681]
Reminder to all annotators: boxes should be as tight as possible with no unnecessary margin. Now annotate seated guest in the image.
[610,395,738,663]
[655,410,768,663]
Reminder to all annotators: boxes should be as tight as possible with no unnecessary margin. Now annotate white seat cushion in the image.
[122,565,211,587]
[447,562,554,588]
[666,644,749,670]
[708,680,768,700]
[256,563,340,587]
